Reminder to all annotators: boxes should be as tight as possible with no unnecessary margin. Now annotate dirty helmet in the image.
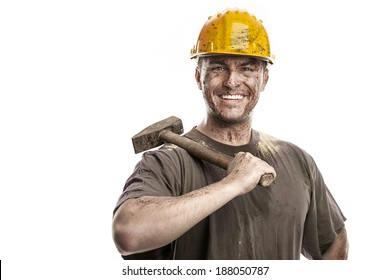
[190,8,274,64]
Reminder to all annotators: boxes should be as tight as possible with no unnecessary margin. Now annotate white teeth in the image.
[221,95,244,100]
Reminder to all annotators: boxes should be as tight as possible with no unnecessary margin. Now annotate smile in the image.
[221,95,244,100]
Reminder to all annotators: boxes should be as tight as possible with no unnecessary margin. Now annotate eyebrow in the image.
[208,57,261,67]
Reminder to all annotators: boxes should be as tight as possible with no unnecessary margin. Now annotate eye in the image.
[242,66,255,72]
[212,66,225,72]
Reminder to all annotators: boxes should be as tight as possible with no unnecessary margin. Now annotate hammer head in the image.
[132,116,184,153]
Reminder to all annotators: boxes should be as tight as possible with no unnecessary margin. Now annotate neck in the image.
[196,116,253,146]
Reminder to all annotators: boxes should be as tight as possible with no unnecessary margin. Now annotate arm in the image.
[112,152,276,256]
[322,227,349,260]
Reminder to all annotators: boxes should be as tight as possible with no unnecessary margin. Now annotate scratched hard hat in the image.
[190,8,274,64]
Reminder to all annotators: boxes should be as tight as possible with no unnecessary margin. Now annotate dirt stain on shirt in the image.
[257,133,280,156]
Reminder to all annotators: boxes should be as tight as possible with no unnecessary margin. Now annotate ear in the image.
[195,67,202,90]
[260,68,269,92]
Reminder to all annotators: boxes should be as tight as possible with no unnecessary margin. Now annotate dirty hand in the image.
[225,152,276,195]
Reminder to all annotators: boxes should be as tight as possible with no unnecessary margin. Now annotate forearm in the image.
[322,227,349,260]
[112,178,240,256]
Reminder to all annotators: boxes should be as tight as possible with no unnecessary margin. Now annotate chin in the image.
[216,113,251,125]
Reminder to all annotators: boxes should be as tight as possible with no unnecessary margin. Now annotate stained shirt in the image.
[114,128,346,260]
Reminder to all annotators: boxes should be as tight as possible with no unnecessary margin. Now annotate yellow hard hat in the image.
[190,8,274,64]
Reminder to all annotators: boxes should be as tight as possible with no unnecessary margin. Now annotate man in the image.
[112,8,348,260]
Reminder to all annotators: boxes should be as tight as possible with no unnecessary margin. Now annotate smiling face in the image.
[196,55,269,126]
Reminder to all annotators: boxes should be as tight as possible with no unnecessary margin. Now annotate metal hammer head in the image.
[132,116,184,153]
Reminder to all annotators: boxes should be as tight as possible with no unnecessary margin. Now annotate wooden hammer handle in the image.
[159,130,274,187]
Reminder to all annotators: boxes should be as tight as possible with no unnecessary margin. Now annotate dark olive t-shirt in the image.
[114,128,346,260]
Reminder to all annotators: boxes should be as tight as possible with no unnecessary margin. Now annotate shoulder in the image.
[254,130,310,158]
[253,129,318,174]
[140,143,194,166]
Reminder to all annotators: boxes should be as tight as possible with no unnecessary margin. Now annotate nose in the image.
[224,71,240,88]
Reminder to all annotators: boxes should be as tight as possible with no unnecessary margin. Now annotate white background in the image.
[1,0,389,279]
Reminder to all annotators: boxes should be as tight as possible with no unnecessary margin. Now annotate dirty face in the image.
[196,55,269,125]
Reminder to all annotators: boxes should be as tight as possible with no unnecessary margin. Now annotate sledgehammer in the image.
[132,116,275,187]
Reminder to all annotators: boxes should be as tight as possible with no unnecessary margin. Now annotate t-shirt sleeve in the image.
[113,149,182,214]
[301,152,347,259]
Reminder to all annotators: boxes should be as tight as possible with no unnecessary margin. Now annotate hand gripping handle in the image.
[159,130,275,187]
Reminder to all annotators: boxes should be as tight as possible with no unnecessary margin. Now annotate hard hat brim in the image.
[190,51,274,64]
